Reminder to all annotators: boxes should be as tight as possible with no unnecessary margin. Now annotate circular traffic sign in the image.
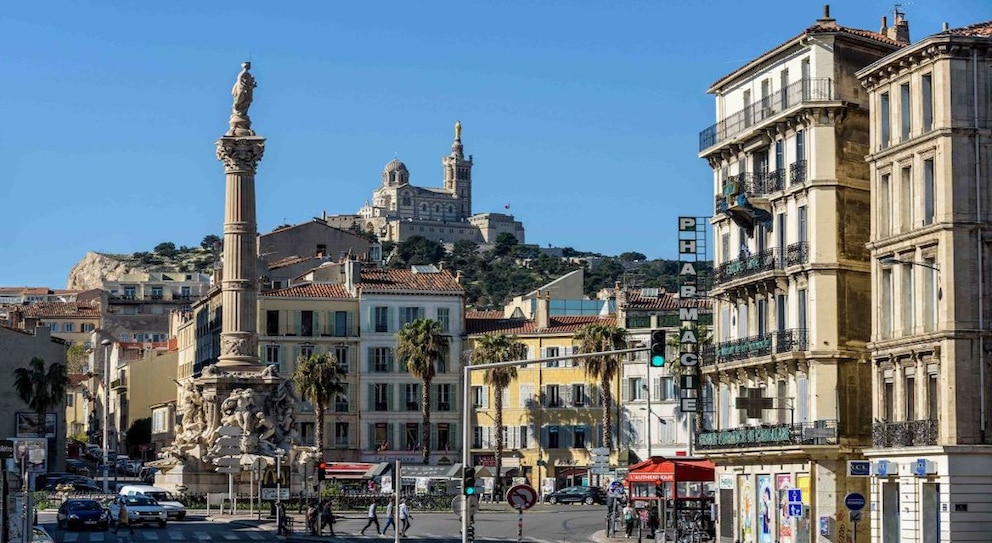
[844,492,866,511]
[505,484,539,511]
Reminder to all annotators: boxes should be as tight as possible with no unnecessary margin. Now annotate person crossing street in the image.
[360,500,381,535]
[381,500,396,535]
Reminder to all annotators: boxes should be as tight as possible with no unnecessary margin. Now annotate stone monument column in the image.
[215,61,265,370]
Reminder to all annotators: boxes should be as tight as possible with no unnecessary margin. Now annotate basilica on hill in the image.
[321,121,525,247]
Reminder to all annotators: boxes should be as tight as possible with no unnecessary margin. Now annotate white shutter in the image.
[519,384,533,408]
[720,385,731,429]
[797,375,810,423]
[621,379,629,402]
[502,386,510,408]
[564,346,575,367]
[482,386,490,409]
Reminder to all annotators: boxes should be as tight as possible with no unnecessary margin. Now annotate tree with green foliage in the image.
[573,324,628,450]
[470,334,527,499]
[391,236,447,268]
[293,353,347,456]
[13,356,68,439]
[618,252,647,262]
[201,235,221,250]
[65,344,88,373]
[154,242,177,257]
[395,319,450,463]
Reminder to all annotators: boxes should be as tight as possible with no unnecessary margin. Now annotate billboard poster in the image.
[776,474,794,543]
[15,412,56,438]
[739,475,753,541]
[758,474,773,543]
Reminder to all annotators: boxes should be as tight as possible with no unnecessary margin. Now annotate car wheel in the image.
[548,497,558,504]
[159,520,167,528]
[584,496,594,505]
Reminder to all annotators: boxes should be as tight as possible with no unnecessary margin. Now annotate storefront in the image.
[626,457,716,538]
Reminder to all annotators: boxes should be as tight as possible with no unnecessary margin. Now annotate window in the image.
[879,173,891,237]
[659,376,677,401]
[927,373,938,421]
[404,383,421,411]
[900,82,911,141]
[181,286,191,298]
[436,383,452,411]
[334,422,349,448]
[923,258,937,332]
[301,310,314,337]
[905,374,916,420]
[571,384,586,407]
[404,423,420,450]
[334,384,350,412]
[923,158,935,225]
[81,323,95,333]
[333,311,349,337]
[264,344,281,370]
[436,307,450,333]
[881,268,893,339]
[548,426,560,449]
[757,298,767,337]
[152,409,168,434]
[373,423,389,450]
[721,232,730,263]
[880,92,891,149]
[300,344,314,359]
[151,286,163,299]
[883,378,894,421]
[266,311,280,335]
[798,206,808,243]
[544,385,562,407]
[795,130,805,163]
[472,427,483,448]
[519,426,529,449]
[628,378,645,401]
[374,384,389,411]
[334,345,349,372]
[901,166,913,231]
[545,346,562,368]
[472,386,489,408]
[780,69,789,108]
[63,323,74,333]
[399,306,424,327]
[519,384,534,408]
[436,423,451,451]
[626,315,650,329]
[775,140,785,181]
[902,263,915,335]
[797,289,807,331]
[572,426,586,448]
[922,73,934,132]
[370,347,392,372]
[66,393,74,407]
[374,307,389,333]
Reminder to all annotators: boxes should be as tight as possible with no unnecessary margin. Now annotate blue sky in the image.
[2,1,986,288]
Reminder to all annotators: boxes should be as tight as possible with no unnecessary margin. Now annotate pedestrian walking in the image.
[623,502,635,538]
[114,500,134,536]
[276,501,287,536]
[307,502,320,536]
[360,500,380,535]
[399,497,412,537]
[381,500,396,535]
[320,500,337,536]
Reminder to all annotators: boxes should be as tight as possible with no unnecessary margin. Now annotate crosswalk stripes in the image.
[48,526,277,542]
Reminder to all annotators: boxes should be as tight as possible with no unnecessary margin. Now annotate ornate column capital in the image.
[216,137,266,173]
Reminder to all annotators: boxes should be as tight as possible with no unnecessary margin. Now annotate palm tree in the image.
[395,318,450,464]
[665,322,714,376]
[574,323,628,451]
[293,352,346,458]
[470,334,527,500]
[13,356,68,439]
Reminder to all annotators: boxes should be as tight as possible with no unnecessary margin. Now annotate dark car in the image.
[545,485,607,505]
[57,499,110,530]
[66,459,90,476]
[44,476,100,492]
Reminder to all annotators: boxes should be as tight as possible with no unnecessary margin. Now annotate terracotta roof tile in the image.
[262,283,354,299]
[466,315,615,336]
[624,291,712,311]
[465,310,503,319]
[943,20,992,37]
[20,301,101,318]
[358,268,463,294]
[69,374,89,386]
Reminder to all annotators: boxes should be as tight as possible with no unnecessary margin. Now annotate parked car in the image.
[57,499,110,530]
[107,495,167,527]
[66,459,90,476]
[125,460,143,477]
[114,455,130,472]
[138,466,159,484]
[84,446,102,461]
[119,485,186,520]
[32,526,54,543]
[43,476,98,492]
[544,485,607,505]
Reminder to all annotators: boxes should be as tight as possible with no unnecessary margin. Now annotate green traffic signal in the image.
[650,329,666,367]
[651,353,666,367]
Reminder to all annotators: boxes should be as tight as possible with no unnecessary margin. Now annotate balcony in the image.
[699,78,834,152]
[714,248,779,284]
[406,402,419,412]
[110,377,128,391]
[334,402,349,413]
[438,402,451,411]
[785,241,809,266]
[789,160,807,185]
[374,402,388,412]
[696,420,838,450]
[703,328,807,367]
[871,419,938,448]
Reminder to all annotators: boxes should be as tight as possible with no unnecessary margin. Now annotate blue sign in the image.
[914,458,928,477]
[875,460,889,477]
[848,460,870,477]
[788,503,804,517]
[845,492,866,511]
[787,489,802,503]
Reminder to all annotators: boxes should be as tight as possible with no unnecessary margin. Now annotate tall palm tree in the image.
[574,323,628,451]
[293,352,346,458]
[13,356,68,439]
[470,334,527,500]
[395,318,450,464]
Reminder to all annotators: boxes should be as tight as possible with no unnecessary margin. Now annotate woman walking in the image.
[114,500,134,536]
[399,498,412,537]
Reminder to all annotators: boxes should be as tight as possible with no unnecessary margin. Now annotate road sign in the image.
[215,467,240,474]
[452,494,479,519]
[505,484,539,511]
[850,511,862,522]
[589,447,610,455]
[215,457,241,468]
[845,492,866,511]
[261,487,291,501]
[788,504,803,517]
[590,467,611,475]
[848,460,870,477]
[0,439,13,459]
[787,489,802,503]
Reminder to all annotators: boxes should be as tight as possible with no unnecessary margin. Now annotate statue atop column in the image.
[227,61,257,136]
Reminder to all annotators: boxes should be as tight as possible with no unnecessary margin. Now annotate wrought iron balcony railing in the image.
[702,328,807,366]
[785,241,809,266]
[696,420,838,450]
[714,248,779,284]
[871,419,938,448]
[699,78,834,151]
[789,160,807,185]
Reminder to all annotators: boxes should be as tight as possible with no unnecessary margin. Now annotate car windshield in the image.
[124,496,156,506]
[70,501,102,511]
[145,492,172,501]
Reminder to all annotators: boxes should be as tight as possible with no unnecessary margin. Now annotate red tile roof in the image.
[21,301,101,318]
[262,283,354,299]
[69,374,89,386]
[466,315,615,335]
[465,310,504,319]
[944,20,992,37]
[358,268,463,294]
[623,291,712,311]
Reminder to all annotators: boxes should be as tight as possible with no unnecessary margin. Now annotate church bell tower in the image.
[442,120,473,219]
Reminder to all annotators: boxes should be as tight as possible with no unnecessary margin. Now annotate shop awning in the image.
[323,462,389,480]
[625,457,715,483]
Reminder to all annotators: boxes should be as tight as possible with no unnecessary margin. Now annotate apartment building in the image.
[697,6,906,543]
[858,19,992,542]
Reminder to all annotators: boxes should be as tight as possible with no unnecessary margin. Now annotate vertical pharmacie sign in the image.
[677,217,704,415]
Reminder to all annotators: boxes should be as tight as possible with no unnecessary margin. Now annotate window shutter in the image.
[561,426,572,448]
[482,386,490,408]
[449,385,457,411]
[387,384,395,411]
[797,375,810,423]
[653,378,661,401]
[430,384,438,410]
[564,346,574,367]
[387,307,394,332]
[502,386,510,408]
[347,311,355,336]
[366,347,374,372]
[313,311,320,335]
[621,380,629,402]
[367,423,374,451]
[293,311,302,335]
[389,348,397,373]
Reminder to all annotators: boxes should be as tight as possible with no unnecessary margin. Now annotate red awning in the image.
[625,457,715,483]
[323,462,379,480]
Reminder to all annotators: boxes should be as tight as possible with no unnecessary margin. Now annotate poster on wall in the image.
[757,475,773,543]
[15,412,56,438]
[796,474,812,543]
[776,474,794,543]
[739,475,754,542]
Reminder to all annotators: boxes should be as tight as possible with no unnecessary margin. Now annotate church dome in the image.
[383,158,408,173]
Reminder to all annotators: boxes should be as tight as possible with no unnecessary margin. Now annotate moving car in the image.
[119,485,186,520]
[43,476,99,492]
[107,495,167,527]
[57,499,110,530]
[544,485,607,505]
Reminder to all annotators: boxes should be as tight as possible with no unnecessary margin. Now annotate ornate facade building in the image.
[322,122,525,247]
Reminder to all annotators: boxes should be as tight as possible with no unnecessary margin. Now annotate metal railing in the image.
[872,419,938,448]
[699,78,834,151]
[785,241,809,266]
[714,248,779,284]
[702,328,807,366]
[789,160,807,185]
[696,419,838,450]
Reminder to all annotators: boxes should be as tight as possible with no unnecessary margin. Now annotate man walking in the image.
[114,499,134,536]
[320,500,336,537]
[381,499,396,535]
[399,497,412,537]
[360,500,380,535]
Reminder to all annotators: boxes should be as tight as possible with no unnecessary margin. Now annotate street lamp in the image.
[100,338,111,493]
[879,256,942,299]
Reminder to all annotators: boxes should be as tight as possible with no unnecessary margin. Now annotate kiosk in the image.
[625,457,716,540]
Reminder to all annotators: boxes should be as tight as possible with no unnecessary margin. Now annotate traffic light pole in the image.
[461,347,646,543]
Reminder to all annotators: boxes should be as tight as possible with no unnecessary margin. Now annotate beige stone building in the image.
[697,7,905,543]
[858,18,992,542]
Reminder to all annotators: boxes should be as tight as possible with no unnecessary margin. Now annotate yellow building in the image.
[466,294,620,497]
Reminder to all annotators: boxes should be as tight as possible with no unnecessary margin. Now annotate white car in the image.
[119,485,186,520]
[32,526,54,543]
[107,495,167,527]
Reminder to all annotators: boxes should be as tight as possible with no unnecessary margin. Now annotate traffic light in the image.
[317,462,327,481]
[650,329,666,367]
[463,466,476,496]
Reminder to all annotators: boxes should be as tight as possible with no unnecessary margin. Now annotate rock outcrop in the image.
[67,252,145,290]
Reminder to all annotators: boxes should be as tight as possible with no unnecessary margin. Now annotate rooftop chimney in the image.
[535,291,550,330]
[816,4,837,27]
[883,7,911,44]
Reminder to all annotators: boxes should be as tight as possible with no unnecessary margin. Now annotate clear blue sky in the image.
[2,1,985,288]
